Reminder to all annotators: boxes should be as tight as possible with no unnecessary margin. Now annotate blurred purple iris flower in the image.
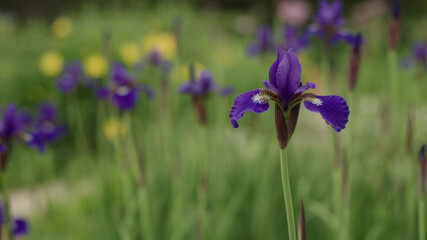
[247,26,275,55]
[56,61,83,93]
[178,70,233,97]
[229,47,349,133]
[96,63,155,111]
[24,103,66,153]
[306,0,353,45]
[0,203,28,237]
[401,42,427,70]
[282,25,308,52]
[0,103,64,155]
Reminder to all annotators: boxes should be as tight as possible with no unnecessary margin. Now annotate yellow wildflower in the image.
[120,42,141,66]
[83,54,108,79]
[39,51,63,77]
[103,118,127,141]
[143,33,177,59]
[51,17,73,39]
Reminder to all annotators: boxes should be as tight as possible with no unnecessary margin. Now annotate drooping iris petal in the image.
[303,95,349,132]
[13,218,28,236]
[330,30,354,45]
[112,86,138,110]
[275,49,302,105]
[23,132,46,153]
[229,89,271,128]
[95,86,110,99]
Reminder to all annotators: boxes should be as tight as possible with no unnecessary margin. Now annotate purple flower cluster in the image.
[178,70,233,97]
[0,103,65,154]
[56,61,83,93]
[230,47,349,134]
[96,63,155,111]
[306,0,354,45]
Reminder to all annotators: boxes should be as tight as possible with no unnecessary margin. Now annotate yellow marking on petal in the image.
[83,54,108,79]
[39,51,63,77]
[51,17,73,39]
[120,42,141,66]
[103,118,127,141]
[143,33,177,59]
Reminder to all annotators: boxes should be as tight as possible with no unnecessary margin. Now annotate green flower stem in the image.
[388,50,400,116]
[419,198,425,240]
[280,148,296,240]
[0,171,12,240]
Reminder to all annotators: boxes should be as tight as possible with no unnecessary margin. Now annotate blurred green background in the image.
[0,0,427,239]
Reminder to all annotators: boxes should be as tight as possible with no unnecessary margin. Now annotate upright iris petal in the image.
[229,47,349,134]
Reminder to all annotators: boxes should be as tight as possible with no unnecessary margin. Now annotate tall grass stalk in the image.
[280,148,296,240]
[419,198,425,240]
[322,47,343,238]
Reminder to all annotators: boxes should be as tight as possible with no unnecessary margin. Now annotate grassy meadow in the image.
[1,2,427,239]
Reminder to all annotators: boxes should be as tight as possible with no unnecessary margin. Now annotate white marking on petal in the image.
[116,86,131,96]
[309,97,323,106]
[23,133,33,142]
[251,90,273,104]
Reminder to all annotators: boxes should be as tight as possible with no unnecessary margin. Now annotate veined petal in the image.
[295,82,316,94]
[276,49,302,105]
[229,89,273,128]
[269,47,286,87]
[303,95,349,132]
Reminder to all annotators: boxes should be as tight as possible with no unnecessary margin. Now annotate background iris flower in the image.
[306,0,353,45]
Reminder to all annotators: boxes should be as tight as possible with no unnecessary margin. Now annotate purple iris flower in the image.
[229,47,349,133]
[179,67,233,125]
[0,203,28,237]
[282,25,307,52]
[24,103,65,153]
[401,42,427,70]
[96,63,155,111]
[0,144,5,153]
[0,104,26,141]
[247,26,275,56]
[178,70,233,97]
[56,61,83,93]
[306,0,353,45]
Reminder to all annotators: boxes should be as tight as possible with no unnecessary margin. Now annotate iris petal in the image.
[303,95,349,132]
[13,218,28,236]
[269,47,286,87]
[112,87,138,110]
[229,89,271,128]
[295,82,316,94]
[275,49,302,104]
